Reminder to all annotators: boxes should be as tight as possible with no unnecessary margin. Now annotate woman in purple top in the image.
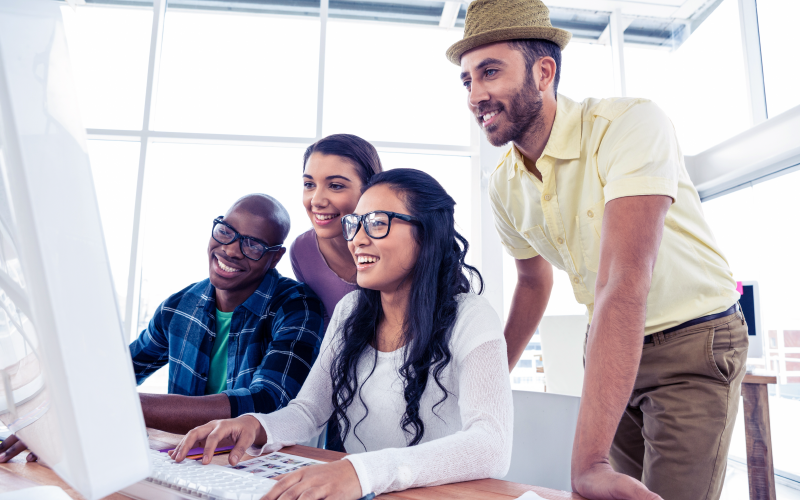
[290,134,383,327]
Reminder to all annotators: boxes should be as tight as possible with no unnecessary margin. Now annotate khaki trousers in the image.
[601,310,749,500]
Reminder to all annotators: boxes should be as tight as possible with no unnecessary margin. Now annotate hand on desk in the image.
[170,415,266,466]
[170,416,363,499]
[572,462,662,500]
[265,459,361,500]
[0,434,38,463]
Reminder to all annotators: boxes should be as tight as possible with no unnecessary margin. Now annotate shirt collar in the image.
[239,268,280,316]
[505,94,582,181]
[205,268,280,317]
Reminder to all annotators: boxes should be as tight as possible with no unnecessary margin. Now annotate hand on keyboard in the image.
[262,458,362,500]
[170,415,266,467]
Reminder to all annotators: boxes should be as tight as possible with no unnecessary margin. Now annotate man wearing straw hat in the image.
[448,1,747,499]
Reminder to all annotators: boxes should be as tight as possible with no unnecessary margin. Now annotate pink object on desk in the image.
[736,281,744,295]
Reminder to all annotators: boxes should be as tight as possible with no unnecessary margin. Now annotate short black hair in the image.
[302,134,383,187]
[230,193,291,244]
[507,39,562,97]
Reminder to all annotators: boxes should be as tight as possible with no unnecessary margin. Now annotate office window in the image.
[60,5,152,130]
[380,153,473,247]
[624,0,749,155]
[558,42,614,102]
[323,20,470,146]
[756,0,800,118]
[155,9,320,137]
[87,140,140,311]
[703,171,800,478]
[137,142,308,332]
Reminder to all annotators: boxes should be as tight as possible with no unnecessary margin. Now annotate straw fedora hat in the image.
[446,0,572,65]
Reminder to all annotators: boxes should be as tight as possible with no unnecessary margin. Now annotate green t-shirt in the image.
[205,309,233,395]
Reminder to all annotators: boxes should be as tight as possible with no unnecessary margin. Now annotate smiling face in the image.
[348,184,419,293]
[207,205,285,295]
[303,153,365,240]
[460,42,545,147]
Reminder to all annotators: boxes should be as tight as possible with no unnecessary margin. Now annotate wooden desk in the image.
[0,429,586,500]
[741,373,778,500]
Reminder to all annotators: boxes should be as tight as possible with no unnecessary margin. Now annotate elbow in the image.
[594,268,652,306]
[491,448,512,479]
[475,423,514,480]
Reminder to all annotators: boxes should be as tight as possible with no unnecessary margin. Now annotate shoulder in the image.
[488,146,514,184]
[161,279,211,310]
[289,229,317,258]
[450,293,504,361]
[268,272,324,312]
[330,290,359,320]
[588,97,672,131]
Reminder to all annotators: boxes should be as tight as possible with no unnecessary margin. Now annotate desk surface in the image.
[0,429,585,500]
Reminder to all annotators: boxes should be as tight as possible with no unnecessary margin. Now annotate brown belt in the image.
[643,304,738,344]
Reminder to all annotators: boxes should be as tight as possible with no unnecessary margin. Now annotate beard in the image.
[477,75,544,147]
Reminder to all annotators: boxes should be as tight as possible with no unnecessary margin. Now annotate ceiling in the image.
[73,0,726,49]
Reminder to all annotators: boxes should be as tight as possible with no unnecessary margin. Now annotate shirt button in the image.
[544,194,551,201]
[573,277,580,284]
[557,237,564,244]
[587,210,594,218]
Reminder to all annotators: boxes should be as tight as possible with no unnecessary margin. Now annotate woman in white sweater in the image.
[171,168,513,500]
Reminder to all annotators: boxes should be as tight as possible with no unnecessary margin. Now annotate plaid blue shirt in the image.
[129,269,325,417]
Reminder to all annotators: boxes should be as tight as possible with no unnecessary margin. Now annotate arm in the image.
[139,393,231,435]
[570,195,670,500]
[129,303,170,383]
[505,255,553,369]
[170,306,343,465]
[343,339,512,496]
[224,290,325,416]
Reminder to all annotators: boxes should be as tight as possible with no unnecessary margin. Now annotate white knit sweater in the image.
[246,291,513,496]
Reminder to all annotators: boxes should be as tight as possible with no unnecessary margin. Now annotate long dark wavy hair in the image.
[329,168,484,448]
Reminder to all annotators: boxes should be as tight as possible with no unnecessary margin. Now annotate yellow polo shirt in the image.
[489,94,739,334]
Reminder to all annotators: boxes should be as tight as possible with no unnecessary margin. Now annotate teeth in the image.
[357,256,379,264]
[217,259,241,273]
[315,214,339,221]
[482,111,498,122]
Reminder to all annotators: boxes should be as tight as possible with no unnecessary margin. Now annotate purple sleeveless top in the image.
[289,229,358,328]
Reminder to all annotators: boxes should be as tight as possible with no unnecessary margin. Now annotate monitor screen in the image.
[0,1,150,498]
[740,285,757,337]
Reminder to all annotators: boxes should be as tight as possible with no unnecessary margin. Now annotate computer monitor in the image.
[0,1,151,499]
[738,281,763,359]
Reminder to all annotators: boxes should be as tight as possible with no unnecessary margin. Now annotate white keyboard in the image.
[120,449,277,500]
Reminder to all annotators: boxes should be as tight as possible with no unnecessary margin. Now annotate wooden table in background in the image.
[0,428,586,500]
[742,373,778,500]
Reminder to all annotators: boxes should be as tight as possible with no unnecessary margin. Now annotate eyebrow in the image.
[326,175,351,181]
[302,174,352,182]
[460,58,505,80]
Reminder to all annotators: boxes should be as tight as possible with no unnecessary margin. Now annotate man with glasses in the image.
[128,193,324,434]
[2,194,325,460]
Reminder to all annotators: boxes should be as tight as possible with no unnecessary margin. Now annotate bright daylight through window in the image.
[32,0,800,496]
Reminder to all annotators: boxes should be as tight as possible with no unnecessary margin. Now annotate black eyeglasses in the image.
[341,211,421,241]
[211,217,283,261]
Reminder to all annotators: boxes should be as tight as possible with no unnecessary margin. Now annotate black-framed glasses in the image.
[211,217,283,261]
[341,211,421,241]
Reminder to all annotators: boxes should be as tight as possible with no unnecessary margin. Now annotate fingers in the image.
[263,471,303,500]
[0,434,19,453]
[230,415,262,465]
[607,471,663,500]
[171,422,214,463]
[202,425,226,465]
[0,436,27,463]
[27,452,39,462]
